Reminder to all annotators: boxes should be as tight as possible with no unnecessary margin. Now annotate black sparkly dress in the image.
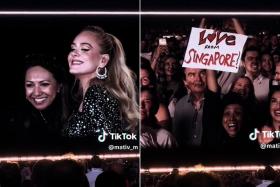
[63,84,123,138]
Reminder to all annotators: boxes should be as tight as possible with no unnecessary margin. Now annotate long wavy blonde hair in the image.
[79,26,139,131]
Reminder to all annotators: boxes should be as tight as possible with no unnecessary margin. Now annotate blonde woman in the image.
[63,26,138,138]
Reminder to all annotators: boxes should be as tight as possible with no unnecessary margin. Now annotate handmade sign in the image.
[183,27,248,73]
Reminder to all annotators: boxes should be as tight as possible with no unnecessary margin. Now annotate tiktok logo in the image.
[98,131,137,142]
[249,128,260,141]
[98,130,108,142]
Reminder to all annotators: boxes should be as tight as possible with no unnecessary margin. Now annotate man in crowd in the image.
[173,68,222,148]
[243,46,270,104]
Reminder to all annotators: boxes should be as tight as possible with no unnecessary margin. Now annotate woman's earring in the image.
[96,66,108,79]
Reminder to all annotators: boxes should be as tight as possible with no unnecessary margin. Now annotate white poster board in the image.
[183,27,248,73]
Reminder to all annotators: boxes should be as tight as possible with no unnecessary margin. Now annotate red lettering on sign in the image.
[199,30,236,46]
[184,48,240,68]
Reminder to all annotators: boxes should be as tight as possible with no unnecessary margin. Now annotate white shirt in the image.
[256,180,273,187]
[141,126,177,148]
[86,168,103,187]
[245,73,270,103]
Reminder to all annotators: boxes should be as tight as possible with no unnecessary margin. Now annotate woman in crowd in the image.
[140,86,177,149]
[229,76,256,102]
[155,55,185,105]
[63,26,139,141]
[228,76,262,129]
[258,86,280,145]
[140,57,157,88]
[220,93,251,149]
[141,57,171,129]
[11,54,70,152]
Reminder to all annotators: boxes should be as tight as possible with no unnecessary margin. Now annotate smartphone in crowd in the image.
[159,38,167,46]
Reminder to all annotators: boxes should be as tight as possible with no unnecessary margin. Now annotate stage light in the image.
[140,12,280,15]
[98,153,140,159]
[0,11,279,16]
[141,165,280,173]
[0,153,139,162]
[0,11,138,15]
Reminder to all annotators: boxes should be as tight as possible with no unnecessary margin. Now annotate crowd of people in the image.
[140,17,280,151]
[142,165,280,187]
[0,155,138,187]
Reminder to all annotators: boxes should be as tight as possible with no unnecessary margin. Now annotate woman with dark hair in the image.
[220,92,251,149]
[23,54,70,130]
[140,57,157,88]
[228,75,263,129]
[156,55,185,105]
[140,86,177,149]
[141,57,171,129]
[229,76,256,103]
[258,86,280,145]
[8,54,71,153]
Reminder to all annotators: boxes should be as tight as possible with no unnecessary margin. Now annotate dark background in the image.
[141,149,280,167]
[0,0,278,11]
[0,15,139,155]
[142,16,280,36]
[0,0,138,10]
[142,0,280,11]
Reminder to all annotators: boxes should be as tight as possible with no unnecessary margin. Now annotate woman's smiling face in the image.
[25,66,59,110]
[68,31,103,78]
[222,104,243,137]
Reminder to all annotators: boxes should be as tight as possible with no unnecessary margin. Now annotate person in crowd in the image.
[260,34,271,53]
[272,50,280,65]
[140,57,157,89]
[220,92,252,149]
[229,76,257,104]
[5,54,70,153]
[173,68,222,148]
[141,87,177,149]
[228,76,262,129]
[62,26,139,141]
[271,63,280,91]
[258,86,280,145]
[49,159,89,187]
[260,52,274,79]
[86,156,104,187]
[273,63,280,82]
[95,170,127,187]
[176,171,223,187]
[243,46,270,105]
[152,54,185,105]
[270,34,280,55]
[141,40,153,62]
[20,164,32,187]
[150,40,167,68]
[0,162,21,187]
[157,55,185,103]
[210,17,246,96]
[255,166,276,187]
[31,159,54,187]
[150,49,187,120]
[141,58,171,129]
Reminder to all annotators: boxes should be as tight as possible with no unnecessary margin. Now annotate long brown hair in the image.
[75,26,139,131]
